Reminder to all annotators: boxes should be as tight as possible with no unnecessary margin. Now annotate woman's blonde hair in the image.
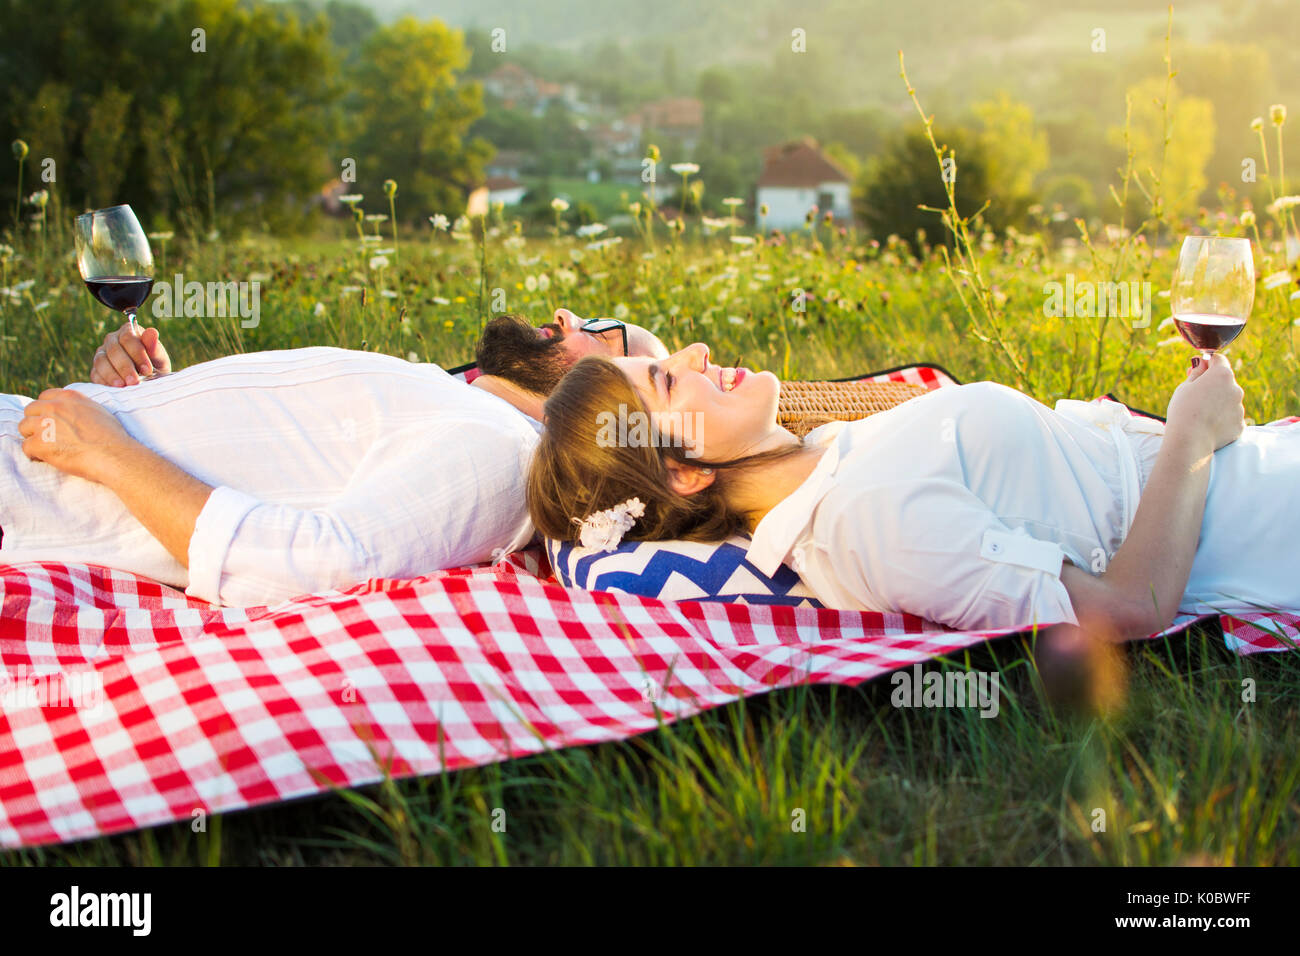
[527,355,803,545]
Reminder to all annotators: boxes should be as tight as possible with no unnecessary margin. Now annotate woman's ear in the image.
[664,459,716,496]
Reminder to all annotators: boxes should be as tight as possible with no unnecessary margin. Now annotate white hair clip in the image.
[573,497,646,552]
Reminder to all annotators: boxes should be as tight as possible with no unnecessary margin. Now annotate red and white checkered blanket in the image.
[2,363,1296,849]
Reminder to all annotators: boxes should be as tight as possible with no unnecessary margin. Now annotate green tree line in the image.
[0,0,489,234]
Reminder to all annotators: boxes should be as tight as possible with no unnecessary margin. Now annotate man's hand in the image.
[18,389,133,484]
[90,321,172,387]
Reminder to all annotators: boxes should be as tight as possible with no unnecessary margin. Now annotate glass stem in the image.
[126,310,139,335]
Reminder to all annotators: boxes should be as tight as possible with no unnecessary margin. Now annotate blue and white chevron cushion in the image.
[545,535,822,607]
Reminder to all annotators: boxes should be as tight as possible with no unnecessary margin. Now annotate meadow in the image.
[3,111,1300,864]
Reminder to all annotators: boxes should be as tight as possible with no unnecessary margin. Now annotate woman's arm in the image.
[1061,354,1244,640]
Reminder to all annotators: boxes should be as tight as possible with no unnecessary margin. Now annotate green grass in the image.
[2,190,1299,865]
[4,626,1296,865]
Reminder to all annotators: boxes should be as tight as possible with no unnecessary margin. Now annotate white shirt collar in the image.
[745,421,847,576]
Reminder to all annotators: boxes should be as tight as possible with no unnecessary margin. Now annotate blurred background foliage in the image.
[0,0,1294,241]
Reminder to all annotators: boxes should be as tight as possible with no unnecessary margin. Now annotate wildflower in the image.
[537,273,551,292]
[1271,104,1287,126]
[503,235,525,251]
[369,255,390,270]
[11,140,27,161]
[613,303,629,319]
[1267,195,1300,216]
[1241,210,1256,228]
[525,275,538,292]
[628,201,641,215]
[823,210,834,224]
[0,244,13,259]
[26,190,48,208]
[339,194,363,205]
[1263,270,1292,290]
[14,279,35,292]
[670,163,699,176]
[341,285,362,293]
[576,223,607,238]
[432,296,451,305]
[1251,117,1264,132]
[148,231,175,241]
[730,235,756,245]
[313,302,326,316]
[249,271,270,283]
[722,197,744,208]
[360,235,382,244]
[429,214,450,231]
[555,268,578,287]
[408,351,419,362]
[569,247,585,262]
[646,144,661,164]
[381,290,398,298]
[551,197,570,212]
[364,213,389,223]
[383,179,398,198]
[759,203,769,218]
[374,247,396,255]
[34,299,49,311]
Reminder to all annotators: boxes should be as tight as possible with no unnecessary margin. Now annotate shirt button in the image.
[989,542,1002,554]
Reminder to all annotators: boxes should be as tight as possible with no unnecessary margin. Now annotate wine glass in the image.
[1169,235,1254,362]
[74,204,155,336]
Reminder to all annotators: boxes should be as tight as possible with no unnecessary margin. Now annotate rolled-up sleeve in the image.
[183,418,536,607]
[812,478,1079,632]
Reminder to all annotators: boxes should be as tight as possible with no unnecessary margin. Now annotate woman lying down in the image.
[527,343,1297,640]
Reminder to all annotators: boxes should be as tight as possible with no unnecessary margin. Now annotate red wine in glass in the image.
[74,204,155,335]
[1173,312,1247,353]
[84,276,154,314]
[1169,236,1254,362]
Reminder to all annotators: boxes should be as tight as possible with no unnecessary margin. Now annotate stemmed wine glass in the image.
[1169,235,1254,362]
[74,204,155,336]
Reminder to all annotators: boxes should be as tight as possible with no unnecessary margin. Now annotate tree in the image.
[349,17,491,223]
[1107,77,1216,223]
[0,0,341,231]
[971,92,1049,202]
[855,124,1011,250]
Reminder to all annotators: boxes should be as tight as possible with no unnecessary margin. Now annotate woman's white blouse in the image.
[0,348,541,607]
[746,382,1167,632]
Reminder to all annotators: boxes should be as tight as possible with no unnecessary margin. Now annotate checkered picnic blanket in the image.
[1,363,1296,849]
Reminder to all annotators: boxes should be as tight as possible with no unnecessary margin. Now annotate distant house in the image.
[622,97,704,152]
[482,63,584,116]
[486,149,531,181]
[486,175,527,206]
[755,139,852,229]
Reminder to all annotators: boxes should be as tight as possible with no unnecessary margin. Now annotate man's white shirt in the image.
[0,347,540,606]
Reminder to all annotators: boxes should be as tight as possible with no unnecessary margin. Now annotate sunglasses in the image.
[579,318,628,357]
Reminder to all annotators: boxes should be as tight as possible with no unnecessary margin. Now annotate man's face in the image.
[541,309,669,362]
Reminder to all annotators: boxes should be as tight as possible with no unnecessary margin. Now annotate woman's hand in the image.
[18,389,134,484]
[90,321,172,387]
[1164,353,1245,453]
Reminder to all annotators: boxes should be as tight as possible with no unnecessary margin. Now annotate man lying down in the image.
[1,311,668,607]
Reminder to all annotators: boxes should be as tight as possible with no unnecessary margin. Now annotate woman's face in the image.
[612,343,781,461]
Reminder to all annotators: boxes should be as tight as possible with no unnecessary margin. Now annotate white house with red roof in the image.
[755,139,852,229]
